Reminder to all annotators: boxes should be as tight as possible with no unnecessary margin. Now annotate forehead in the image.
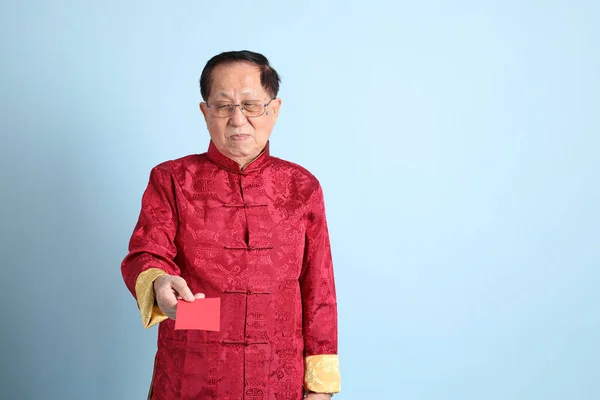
[210,62,265,99]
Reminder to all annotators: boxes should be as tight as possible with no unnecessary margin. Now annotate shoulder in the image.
[149,153,212,177]
[147,154,213,189]
[269,156,322,189]
[153,154,208,172]
[269,157,320,184]
[268,157,325,202]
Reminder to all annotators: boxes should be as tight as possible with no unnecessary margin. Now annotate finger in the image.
[194,293,205,299]
[171,277,194,302]
[156,302,176,320]
[166,311,177,320]
[157,294,178,313]
[159,281,180,303]
[156,288,178,310]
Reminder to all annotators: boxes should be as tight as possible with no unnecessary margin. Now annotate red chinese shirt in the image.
[121,141,340,400]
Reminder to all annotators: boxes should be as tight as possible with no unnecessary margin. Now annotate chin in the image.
[227,144,257,157]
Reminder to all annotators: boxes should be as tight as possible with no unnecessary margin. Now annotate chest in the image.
[173,169,309,287]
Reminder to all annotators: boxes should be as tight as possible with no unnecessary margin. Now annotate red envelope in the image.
[175,298,221,331]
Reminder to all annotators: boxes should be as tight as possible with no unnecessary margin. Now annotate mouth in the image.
[229,134,252,141]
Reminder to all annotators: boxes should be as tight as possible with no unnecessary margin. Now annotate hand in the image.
[305,393,332,400]
[153,275,205,320]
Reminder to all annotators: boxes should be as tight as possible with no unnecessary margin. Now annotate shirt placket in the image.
[222,172,273,400]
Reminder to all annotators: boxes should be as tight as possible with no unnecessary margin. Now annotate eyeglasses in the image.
[206,99,274,118]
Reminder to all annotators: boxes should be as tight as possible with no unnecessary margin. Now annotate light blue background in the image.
[1,1,598,399]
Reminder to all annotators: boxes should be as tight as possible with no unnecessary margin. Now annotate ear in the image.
[269,98,282,121]
[199,102,209,122]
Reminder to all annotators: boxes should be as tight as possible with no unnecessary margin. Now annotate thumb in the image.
[194,293,206,299]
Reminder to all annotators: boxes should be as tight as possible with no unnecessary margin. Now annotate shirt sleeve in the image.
[121,164,182,328]
[299,183,341,394]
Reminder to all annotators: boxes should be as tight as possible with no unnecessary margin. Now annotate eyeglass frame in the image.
[205,98,276,118]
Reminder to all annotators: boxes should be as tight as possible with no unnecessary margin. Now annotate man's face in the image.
[200,62,281,166]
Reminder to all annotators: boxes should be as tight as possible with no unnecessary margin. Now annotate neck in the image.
[234,148,267,170]
[236,155,258,170]
[207,141,270,173]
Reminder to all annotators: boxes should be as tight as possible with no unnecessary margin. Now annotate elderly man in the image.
[121,51,340,400]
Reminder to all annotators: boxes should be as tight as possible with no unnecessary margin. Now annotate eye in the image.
[242,101,262,112]
[215,103,232,110]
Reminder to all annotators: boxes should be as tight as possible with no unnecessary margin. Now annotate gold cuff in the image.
[135,268,169,328]
[304,354,341,394]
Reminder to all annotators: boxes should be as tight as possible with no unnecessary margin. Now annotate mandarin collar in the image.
[206,140,271,174]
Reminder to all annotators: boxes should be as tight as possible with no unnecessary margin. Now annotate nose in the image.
[228,105,248,127]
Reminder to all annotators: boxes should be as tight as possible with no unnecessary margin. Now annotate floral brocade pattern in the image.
[304,355,341,393]
[121,142,340,400]
[135,268,168,328]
